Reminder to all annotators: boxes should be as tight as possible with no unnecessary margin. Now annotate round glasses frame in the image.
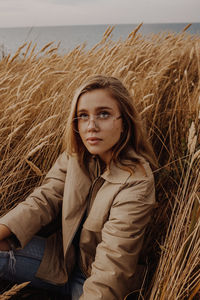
[72,115,122,133]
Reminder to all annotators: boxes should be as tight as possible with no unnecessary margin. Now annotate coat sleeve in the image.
[80,177,156,300]
[0,152,68,248]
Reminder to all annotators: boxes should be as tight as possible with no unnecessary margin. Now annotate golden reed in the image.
[0,25,199,299]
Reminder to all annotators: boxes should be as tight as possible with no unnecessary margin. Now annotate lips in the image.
[87,137,101,141]
[86,137,102,144]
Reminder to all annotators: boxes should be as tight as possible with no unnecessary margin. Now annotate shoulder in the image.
[45,151,70,179]
[126,158,155,197]
[122,148,155,185]
[128,158,154,184]
[102,153,154,188]
[113,155,155,206]
[48,151,81,171]
[106,160,155,229]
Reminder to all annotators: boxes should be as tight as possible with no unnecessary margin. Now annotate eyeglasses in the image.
[72,113,122,133]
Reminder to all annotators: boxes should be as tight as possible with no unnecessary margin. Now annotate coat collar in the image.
[89,149,143,185]
[101,161,131,184]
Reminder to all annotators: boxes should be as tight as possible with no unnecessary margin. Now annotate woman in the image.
[0,75,157,299]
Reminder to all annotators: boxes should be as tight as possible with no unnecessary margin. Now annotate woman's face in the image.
[76,89,123,165]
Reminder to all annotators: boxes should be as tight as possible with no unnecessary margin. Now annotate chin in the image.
[88,150,100,156]
[85,145,101,155]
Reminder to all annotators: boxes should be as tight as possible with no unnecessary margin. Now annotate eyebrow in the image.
[77,106,113,113]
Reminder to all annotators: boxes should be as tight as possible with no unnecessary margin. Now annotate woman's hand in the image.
[0,239,10,251]
[0,224,12,250]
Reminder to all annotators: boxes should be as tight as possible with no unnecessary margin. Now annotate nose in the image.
[87,117,98,131]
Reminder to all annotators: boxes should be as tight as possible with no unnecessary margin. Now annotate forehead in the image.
[77,89,120,112]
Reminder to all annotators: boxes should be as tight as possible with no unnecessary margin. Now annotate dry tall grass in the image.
[0,25,200,299]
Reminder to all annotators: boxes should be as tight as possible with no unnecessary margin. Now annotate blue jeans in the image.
[0,236,86,299]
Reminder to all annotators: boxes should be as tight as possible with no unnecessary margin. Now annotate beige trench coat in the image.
[0,150,155,300]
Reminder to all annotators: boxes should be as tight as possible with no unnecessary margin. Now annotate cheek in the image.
[113,120,123,135]
[114,129,121,142]
[78,130,85,143]
[108,123,122,142]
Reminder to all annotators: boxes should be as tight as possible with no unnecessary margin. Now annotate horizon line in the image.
[0,21,199,30]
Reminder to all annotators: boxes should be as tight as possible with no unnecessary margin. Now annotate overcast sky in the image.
[0,0,199,28]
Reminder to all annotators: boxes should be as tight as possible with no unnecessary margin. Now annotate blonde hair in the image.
[63,75,157,171]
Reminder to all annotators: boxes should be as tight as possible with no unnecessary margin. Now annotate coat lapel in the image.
[62,155,92,255]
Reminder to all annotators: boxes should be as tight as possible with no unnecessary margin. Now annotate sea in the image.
[0,23,200,56]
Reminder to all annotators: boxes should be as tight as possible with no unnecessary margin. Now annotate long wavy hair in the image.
[63,75,157,172]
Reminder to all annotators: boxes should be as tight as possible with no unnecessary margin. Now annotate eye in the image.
[98,111,110,119]
[78,113,89,120]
